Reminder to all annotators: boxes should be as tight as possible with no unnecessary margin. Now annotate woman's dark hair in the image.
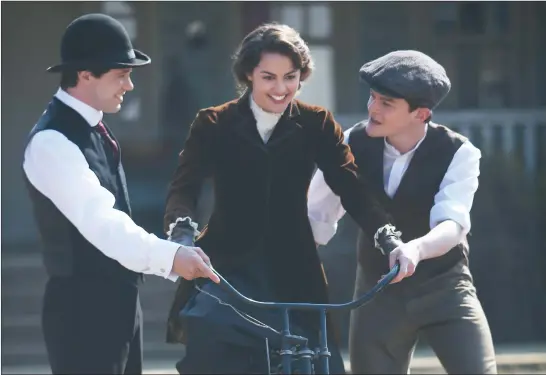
[60,66,111,90]
[232,23,314,94]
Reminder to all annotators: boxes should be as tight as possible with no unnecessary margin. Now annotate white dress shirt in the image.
[167,94,282,236]
[307,123,481,245]
[250,94,282,143]
[24,88,180,281]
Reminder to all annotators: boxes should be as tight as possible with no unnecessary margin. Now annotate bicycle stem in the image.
[278,308,330,374]
[281,309,292,374]
[319,309,330,374]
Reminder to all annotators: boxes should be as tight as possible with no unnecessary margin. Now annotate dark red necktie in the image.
[95,121,119,155]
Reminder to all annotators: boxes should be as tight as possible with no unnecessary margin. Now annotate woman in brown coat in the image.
[163,23,399,374]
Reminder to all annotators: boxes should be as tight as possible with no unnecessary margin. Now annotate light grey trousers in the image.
[348,264,497,374]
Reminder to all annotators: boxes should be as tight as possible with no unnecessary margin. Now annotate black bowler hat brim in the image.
[46,49,151,73]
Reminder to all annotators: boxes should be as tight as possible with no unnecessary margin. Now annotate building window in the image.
[433,2,458,36]
[452,46,512,109]
[271,3,332,41]
[270,3,335,111]
[101,1,141,121]
[279,4,305,32]
[433,2,510,36]
[308,4,332,39]
[430,2,515,109]
[459,2,486,34]
[478,47,510,108]
[241,2,270,35]
[490,2,510,34]
[101,1,137,39]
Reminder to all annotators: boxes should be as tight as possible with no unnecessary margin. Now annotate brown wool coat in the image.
[163,92,392,344]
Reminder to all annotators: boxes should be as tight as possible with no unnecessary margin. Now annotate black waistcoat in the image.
[348,122,470,286]
[24,97,142,286]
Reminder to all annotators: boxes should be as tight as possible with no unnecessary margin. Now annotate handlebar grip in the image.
[379,237,403,255]
[374,224,403,256]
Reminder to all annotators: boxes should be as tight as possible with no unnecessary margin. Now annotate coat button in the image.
[160,268,166,273]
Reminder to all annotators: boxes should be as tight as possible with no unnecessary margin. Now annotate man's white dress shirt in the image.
[23,88,180,280]
[307,123,481,245]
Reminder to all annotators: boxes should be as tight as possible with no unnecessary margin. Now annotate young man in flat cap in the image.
[23,13,219,374]
[307,50,497,374]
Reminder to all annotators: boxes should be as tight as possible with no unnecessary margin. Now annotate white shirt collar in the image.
[54,88,103,127]
[384,123,428,157]
[249,94,283,122]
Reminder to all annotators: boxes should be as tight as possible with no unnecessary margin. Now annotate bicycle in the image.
[195,227,402,374]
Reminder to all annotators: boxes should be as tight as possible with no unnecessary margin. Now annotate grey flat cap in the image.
[359,50,451,109]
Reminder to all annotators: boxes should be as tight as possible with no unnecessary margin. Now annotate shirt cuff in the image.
[309,217,338,245]
[149,241,180,279]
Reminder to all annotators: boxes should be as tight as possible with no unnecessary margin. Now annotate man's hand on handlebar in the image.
[374,224,421,284]
[171,246,220,284]
[167,220,220,283]
[387,239,422,284]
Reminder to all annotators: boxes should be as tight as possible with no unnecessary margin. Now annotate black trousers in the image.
[42,277,143,374]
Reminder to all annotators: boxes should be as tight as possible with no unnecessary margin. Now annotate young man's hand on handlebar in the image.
[387,240,422,284]
[171,246,221,284]
[380,220,468,284]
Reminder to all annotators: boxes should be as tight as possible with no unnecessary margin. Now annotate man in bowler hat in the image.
[22,13,219,374]
[307,50,498,373]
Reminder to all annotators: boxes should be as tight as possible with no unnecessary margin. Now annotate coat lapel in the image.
[230,91,303,153]
[231,92,268,152]
[266,101,302,148]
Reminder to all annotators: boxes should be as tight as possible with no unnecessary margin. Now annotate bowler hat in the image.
[47,13,151,73]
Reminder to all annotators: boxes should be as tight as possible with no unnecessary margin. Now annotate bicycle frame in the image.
[208,262,400,375]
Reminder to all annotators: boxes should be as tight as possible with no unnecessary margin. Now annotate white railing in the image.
[336,109,546,178]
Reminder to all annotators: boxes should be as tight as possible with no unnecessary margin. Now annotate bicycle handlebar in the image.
[209,261,400,312]
[201,235,402,375]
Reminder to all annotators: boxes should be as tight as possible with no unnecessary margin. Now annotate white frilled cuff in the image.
[166,216,200,240]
